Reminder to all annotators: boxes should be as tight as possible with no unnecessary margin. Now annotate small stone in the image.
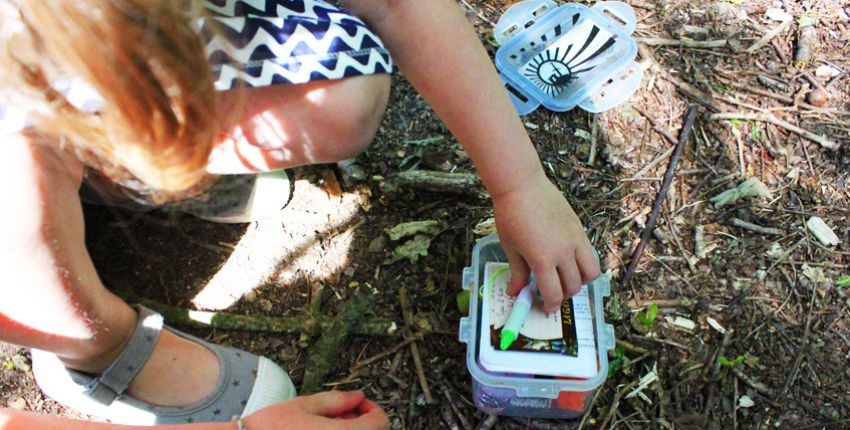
[652,228,670,243]
[337,159,368,183]
[815,65,841,79]
[7,397,26,410]
[806,88,829,107]
[738,395,755,408]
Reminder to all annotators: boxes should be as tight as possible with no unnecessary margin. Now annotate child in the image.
[0,0,601,429]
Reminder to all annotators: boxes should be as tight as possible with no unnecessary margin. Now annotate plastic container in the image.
[458,235,615,419]
[494,1,642,115]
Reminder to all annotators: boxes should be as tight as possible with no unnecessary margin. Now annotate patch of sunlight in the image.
[188,310,215,325]
[191,177,364,310]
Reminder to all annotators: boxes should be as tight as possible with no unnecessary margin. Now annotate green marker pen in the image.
[500,274,538,350]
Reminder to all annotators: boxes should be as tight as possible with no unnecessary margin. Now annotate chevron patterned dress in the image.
[201,0,394,90]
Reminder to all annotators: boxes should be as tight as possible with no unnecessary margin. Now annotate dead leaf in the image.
[388,235,432,264]
[385,221,441,241]
[473,217,497,236]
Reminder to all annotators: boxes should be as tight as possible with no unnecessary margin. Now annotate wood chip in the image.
[707,317,727,334]
[806,216,839,246]
[666,316,697,331]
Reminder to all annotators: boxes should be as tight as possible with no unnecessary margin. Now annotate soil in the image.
[2,0,849,429]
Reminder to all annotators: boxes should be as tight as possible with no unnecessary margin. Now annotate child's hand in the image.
[493,173,601,313]
[243,391,390,430]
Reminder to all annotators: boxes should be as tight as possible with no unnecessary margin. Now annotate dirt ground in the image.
[2,0,849,429]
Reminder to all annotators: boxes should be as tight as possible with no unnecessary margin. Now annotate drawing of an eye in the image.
[523,49,574,96]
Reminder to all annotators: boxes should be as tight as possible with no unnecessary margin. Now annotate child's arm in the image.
[344,0,601,310]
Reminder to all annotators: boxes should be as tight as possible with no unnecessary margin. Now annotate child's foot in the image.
[32,306,296,425]
[119,330,221,407]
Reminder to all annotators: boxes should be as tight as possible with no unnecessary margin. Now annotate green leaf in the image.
[456,290,470,315]
[636,303,658,327]
[729,119,744,126]
[608,346,626,377]
[719,355,746,367]
[836,275,850,288]
[646,303,658,322]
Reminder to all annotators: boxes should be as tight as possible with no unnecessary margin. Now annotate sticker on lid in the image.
[479,262,598,378]
[521,20,616,97]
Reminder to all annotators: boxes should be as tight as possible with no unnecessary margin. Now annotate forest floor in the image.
[2,0,849,429]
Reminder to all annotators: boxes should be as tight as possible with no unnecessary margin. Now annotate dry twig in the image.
[637,37,727,49]
[400,286,434,404]
[730,217,784,236]
[622,105,699,285]
[745,21,791,54]
[709,113,838,150]
[349,333,425,373]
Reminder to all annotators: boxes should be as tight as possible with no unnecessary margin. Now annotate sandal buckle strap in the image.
[84,305,164,405]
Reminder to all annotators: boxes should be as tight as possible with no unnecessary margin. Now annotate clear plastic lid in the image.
[458,235,615,399]
[495,1,641,114]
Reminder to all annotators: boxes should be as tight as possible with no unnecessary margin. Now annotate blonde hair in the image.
[1,0,218,200]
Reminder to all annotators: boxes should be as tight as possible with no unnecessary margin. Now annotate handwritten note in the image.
[488,268,563,340]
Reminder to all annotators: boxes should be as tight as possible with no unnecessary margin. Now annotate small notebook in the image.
[478,262,598,378]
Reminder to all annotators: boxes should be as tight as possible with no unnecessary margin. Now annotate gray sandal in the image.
[31,306,296,425]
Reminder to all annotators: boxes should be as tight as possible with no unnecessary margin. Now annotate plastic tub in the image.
[458,235,615,418]
[494,1,642,115]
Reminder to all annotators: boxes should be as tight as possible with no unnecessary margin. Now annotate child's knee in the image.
[315,74,391,162]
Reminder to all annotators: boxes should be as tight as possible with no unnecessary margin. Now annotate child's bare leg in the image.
[0,136,219,407]
[0,75,390,407]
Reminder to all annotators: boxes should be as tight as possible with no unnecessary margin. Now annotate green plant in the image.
[718,355,746,367]
[836,275,850,288]
[608,345,626,377]
[751,125,763,141]
[636,303,659,327]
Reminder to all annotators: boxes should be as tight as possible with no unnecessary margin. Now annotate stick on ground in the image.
[400,286,434,404]
[622,105,700,285]
[710,112,838,150]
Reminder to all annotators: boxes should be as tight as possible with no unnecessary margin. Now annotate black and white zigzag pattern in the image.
[202,0,393,89]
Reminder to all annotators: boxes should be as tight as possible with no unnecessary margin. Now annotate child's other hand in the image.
[243,391,390,430]
[493,172,601,313]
